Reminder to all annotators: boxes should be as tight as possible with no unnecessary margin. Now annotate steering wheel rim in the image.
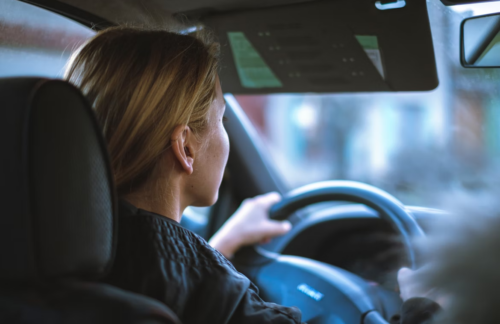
[269,180,425,269]
[235,180,425,270]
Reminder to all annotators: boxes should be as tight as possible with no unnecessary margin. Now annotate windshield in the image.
[235,0,500,208]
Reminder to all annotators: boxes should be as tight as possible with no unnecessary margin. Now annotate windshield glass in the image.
[235,0,500,208]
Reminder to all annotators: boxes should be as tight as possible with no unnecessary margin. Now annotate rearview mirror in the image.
[461,13,500,67]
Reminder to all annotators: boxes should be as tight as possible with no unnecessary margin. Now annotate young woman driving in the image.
[66,27,440,324]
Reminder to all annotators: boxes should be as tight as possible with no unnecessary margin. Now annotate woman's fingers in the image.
[258,220,292,246]
[251,192,290,239]
[398,267,414,301]
[252,192,282,210]
[398,267,413,283]
[398,267,438,302]
[261,220,292,237]
[209,192,289,258]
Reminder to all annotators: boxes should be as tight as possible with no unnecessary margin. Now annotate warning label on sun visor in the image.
[355,35,385,79]
[227,32,283,88]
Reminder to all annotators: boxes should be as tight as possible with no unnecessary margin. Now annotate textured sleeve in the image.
[227,286,303,324]
[390,297,442,324]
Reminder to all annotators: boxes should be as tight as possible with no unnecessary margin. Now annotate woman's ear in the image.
[171,125,196,175]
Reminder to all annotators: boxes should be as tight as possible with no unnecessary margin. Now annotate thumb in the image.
[398,267,413,282]
[261,220,292,238]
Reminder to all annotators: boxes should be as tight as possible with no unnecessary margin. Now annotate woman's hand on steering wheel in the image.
[398,267,426,301]
[398,267,448,308]
[209,192,292,259]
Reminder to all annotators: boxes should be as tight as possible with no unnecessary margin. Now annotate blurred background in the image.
[1,0,500,208]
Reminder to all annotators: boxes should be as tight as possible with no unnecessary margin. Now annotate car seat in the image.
[0,77,181,324]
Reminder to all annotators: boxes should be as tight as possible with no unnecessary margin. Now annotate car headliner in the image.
[53,0,491,26]
[55,0,317,26]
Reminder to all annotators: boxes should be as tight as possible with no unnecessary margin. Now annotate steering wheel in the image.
[232,181,425,324]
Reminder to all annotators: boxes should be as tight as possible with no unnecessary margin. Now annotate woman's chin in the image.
[192,192,219,207]
[206,194,219,206]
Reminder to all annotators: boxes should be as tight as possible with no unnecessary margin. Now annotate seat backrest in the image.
[0,77,180,324]
[0,77,115,281]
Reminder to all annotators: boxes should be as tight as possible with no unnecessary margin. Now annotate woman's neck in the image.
[124,181,185,223]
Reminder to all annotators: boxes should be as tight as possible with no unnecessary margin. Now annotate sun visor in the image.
[201,0,438,94]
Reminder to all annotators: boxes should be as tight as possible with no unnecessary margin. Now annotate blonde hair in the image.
[65,27,220,195]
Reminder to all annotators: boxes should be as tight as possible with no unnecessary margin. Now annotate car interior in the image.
[1,0,499,323]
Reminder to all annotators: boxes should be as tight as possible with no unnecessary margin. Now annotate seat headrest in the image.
[0,78,116,282]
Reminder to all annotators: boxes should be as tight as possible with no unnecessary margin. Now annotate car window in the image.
[235,0,500,208]
[0,0,94,78]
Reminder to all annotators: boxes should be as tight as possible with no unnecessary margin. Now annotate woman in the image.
[66,27,440,324]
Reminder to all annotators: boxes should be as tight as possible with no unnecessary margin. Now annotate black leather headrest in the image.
[0,78,116,282]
